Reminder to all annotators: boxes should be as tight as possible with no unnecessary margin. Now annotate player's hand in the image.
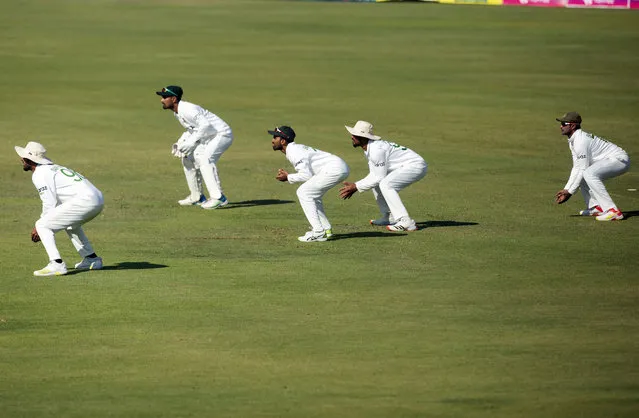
[171,143,184,158]
[276,169,288,182]
[178,142,196,155]
[31,227,40,243]
[339,182,358,200]
[555,189,572,204]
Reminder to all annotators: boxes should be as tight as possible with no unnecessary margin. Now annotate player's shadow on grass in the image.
[65,262,168,275]
[330,231,408,240]
[100,262,168,271]
[225,199,295,208]
[416,220,479,228]
[331,220,478,239]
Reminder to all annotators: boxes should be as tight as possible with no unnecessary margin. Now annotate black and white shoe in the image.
[386,218,417,232]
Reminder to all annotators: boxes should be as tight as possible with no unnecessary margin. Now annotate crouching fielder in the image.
[554,112,630,221]
[339,121,427,232]
[15,142,104,276]
[269,126,349,242]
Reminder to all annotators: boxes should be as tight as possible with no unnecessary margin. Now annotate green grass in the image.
[1,1,639,417]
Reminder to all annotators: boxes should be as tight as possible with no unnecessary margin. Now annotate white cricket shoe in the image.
[34,261,68,277]
[595,208,624,222]
[370,213,395,226]
[297,231,328,242]
[75,256,103,270]
[201,195,229,210]
[579,205,603,216]
[178,194,206,206]
[386,217,418,232]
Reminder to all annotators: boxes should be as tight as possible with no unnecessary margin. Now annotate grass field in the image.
[1,1,638,417]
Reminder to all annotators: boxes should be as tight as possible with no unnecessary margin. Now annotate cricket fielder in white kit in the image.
[555,112,630,221]
[15,142,104,276]
[156,85,233,209]
[339,121,427,232]
[269,126,350,242]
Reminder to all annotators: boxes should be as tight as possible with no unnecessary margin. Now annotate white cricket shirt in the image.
[355,139,426,191]
[285,142,347,183]
[31,164,103,217]
[564,129,629,194]
[174,100,232,147]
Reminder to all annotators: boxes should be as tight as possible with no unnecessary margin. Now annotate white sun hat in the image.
[345,120,381,140]
[14,141,54,165]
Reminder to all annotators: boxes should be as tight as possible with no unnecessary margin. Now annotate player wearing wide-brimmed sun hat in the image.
[554,112,630,221]
[339,121,427,232]
[15,141,104,276]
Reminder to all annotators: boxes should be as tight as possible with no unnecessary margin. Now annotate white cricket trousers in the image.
[183,133,233,200]
[580,155,630,211]
[35,194,104,262]
[296,161,350,233]
[372,161,427,221]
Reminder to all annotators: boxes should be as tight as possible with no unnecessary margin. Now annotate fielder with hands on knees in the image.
[157,85,233,209]
[339,120,427,232]
[15,142,104,277]
[554,111,630,221]
[270,125,350,242]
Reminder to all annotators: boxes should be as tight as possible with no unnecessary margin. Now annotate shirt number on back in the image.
[60,168,85,182]
[389,142,407,150]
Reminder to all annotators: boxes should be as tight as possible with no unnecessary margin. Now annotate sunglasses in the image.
[560,122,572,127]
[161,87,177,96]
[274,128,289,139]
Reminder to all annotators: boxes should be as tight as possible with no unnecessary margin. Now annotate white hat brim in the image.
[15,146,53,165]
[345,125,381,140]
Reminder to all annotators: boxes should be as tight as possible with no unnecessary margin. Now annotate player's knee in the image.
[379,179,396,192]
[296,187,307,199]
[35,219,51,232]
[193,155,210,167]
[296,188,316,202]
[582,170,599,183]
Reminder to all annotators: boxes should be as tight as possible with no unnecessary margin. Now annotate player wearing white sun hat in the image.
[15,141,104,276]
[339,121,427,232]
